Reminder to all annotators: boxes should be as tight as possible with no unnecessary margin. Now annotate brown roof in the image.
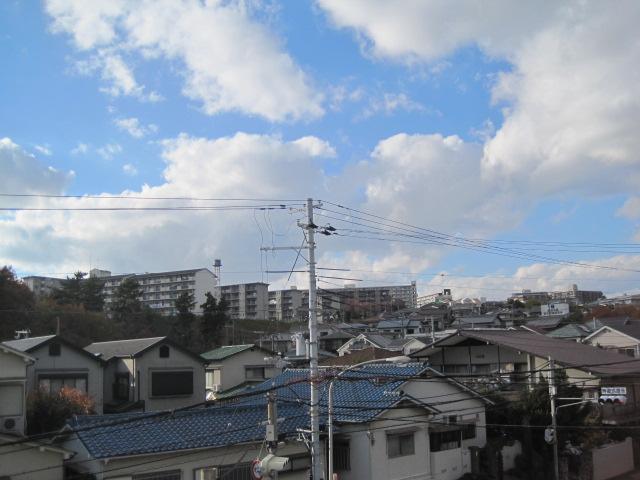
[319,347,398,366]
[411,329,640,377]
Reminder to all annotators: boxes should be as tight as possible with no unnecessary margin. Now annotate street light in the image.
[327,356,411,480]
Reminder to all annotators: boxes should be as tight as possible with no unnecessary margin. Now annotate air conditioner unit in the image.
[0,416,24,435]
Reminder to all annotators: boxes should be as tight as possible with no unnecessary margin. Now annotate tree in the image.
[26,386,95,435]
[200,292,229,349]
[110,277,143,322]
[0,266,35,339]
[53,271,86,305]
[171,291,196,346]
[81,276,105,312]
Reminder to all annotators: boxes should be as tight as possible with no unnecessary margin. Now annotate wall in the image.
[592,438,634,480]
[206,348,280,391]
[137,343,206,411]
[0,347,29,379]
[425,344,528,372]
[194,269,217,314]
[0,441,67,480]
[27,342,104,413]
[0,348,29,436]
[64,438,310,480]
[586,329,640,356]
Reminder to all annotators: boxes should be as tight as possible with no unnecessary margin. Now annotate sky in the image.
[2,0,640,300]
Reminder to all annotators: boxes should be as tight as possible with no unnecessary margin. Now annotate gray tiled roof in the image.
[3,335,56,352]
[84,337,165,361]
[70,363,429,459]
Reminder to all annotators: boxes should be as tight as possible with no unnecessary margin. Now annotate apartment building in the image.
[268,287,309,323]
[100,268,218,316]
[417,288,452,307]
[214,282,269,320]
[22,276,64,300]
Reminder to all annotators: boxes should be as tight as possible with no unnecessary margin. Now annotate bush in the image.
[27,386,95,435]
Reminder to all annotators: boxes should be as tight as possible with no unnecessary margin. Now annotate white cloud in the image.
[317,1,640,199]
[71,142,89,155]
[359,92,427,118]
[0,137,72,195]
[96,143,122,160]
[122,163,137,176]
[114,117,158,138]
[45,0,323,121]
[34,145,53,156]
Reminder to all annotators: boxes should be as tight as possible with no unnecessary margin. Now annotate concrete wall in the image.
[0,441,67,480]
[26,342,104,413]
[206,348,280,391]
[194,269,217,314]
[592,438,634,480]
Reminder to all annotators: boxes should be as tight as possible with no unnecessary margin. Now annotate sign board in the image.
[540,302,570,317]
[601,387,627,395]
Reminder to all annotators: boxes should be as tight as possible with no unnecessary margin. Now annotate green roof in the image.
[201,344,259,361]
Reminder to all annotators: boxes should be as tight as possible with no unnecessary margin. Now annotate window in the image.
[151,371,193,397]
[159,345,170,358]
[387,431,415,458]
[245,367,265,381]
[334,440,351,471]
[430,429,461,452]
[38,374,87,394]
[218,463,252,480]
[461,423,476,440]
[113,373,130,401]
[194,467,218,480]
[0,385,23,415]
[133,470,181,480]
[48,342,61,356]
[206,369,221,389]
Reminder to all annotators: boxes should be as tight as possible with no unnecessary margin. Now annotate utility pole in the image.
[305,198,322,480]
[266,391,278,479]
[548,356,560,480]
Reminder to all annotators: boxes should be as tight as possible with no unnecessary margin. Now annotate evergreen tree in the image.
[200,292,229,349]
[53,271,86,305]
[0,266,35,339]
[81,276,105,312]
[171,291,196,346]
[110,277,143,322]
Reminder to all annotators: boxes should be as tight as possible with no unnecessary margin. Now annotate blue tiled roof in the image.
[70,363,428,459]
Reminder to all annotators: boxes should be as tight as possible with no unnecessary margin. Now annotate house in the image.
[319,346,399,366]
[2,334,105,413]
[0,342,73,480]
[410,329,640,424]
[319,330,354,353]
[84,337,206,413]
[451,314,501,329]
[336,333,399,356]
[376,318,424,336]
[60,363,490,480]
[583,317,640,357]
[201,344,281,398]
[546,323,593,342]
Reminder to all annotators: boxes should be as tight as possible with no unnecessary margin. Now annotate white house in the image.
[201,344,281,397]
[584,318,640,357]
[0,342,73,480]
[3,335,105,413]
[85,337,206,413]
[60,363,491,480]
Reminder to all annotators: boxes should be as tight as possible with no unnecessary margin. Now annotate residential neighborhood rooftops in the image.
[84,336,203,362]
[201,344,270,361]
[547,323,593,339]
[319,347,399,366]
[68,363,433,459]
[411,329,640,376]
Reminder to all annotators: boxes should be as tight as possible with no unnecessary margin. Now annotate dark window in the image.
[430,429,461,452]
[387,432,415,458]
[49,342,61,356]
[159,345,170,358]
[38,374,87,393]
[113,373,130,401]
[133,470,181,480]
[218,463,252,480]
[334,440,351,471]
[245,367,265,380]
[462,423,476,440]
[151,371,193,397]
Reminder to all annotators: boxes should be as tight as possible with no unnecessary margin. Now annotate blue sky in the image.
[1,1,640,299]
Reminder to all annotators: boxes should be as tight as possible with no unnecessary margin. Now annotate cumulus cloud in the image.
[96,143,122,160]
[34,145,53,156]
[0,138,73,195]
[45,0,323,121]
[317,1,640,199]
[114,117,158,138]
[122,163,137,176]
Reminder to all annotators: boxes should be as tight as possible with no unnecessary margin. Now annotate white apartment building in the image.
[417,288,453,307]
[268,287,309,323]
[214,282,269,320]
[99,268,218,316]
[22,276,64,300]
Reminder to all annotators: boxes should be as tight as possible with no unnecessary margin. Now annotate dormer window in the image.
[49,342,61,356]
[159,345,170,358]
